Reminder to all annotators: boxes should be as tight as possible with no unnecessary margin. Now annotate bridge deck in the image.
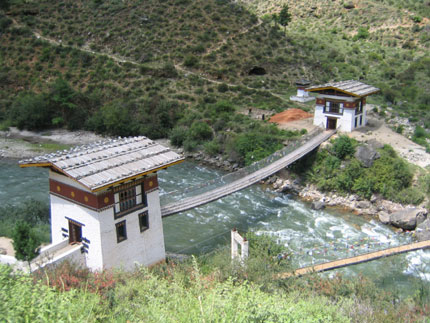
[279,239,430,278]
[161,130,336,217]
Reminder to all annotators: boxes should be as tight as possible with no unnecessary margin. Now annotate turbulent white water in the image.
[1,159,429,295]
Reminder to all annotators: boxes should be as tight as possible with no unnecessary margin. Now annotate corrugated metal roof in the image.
[306,80,379,97]
[19,136,184,191]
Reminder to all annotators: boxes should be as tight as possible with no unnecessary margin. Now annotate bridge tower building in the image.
[20,137,184,271]
[306,80,379,132]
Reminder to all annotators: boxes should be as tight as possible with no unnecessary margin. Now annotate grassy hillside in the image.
[0,0,429,158]
[240,0,430,124]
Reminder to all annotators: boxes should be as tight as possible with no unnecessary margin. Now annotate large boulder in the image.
[354,144,381,168]
[311,201,325,210]
[390,208,427,230]
[415,219,430,242]
[378,211,390,224]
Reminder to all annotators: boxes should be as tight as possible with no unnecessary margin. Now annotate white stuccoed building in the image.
[19,136,184,271]
[306,80,379,132]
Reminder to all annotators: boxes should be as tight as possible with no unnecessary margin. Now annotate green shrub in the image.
[217,83,229,93]
[183,55,198,67]
[0,265,104,321]
[394,187,424,205]
[12,221,41,262]
[9,93,52,130]
[353,27,370,41]
[331,135,356,159]
[170,126,188,147]
[189,121,213,141]
[203,140,220,155]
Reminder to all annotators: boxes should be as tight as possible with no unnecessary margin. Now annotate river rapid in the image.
[1,159,429,296]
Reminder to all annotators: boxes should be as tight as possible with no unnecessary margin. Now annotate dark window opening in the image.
[68,220,82,245]
[116,221,127,243]
[139,211,149,232]
[324,101,343,115]
[119,187,137,212]
[359,115,363,126]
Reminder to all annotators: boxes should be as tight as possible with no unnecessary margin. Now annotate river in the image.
[1,159,429,296]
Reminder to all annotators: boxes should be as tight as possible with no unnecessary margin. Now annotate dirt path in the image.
[348,115,430,168]
[11,15,289,104]
[0,237,15,257]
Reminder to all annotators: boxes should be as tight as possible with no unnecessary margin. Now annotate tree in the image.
[12,221,41,270]
[278,5,291,30]
[0,0,10,11]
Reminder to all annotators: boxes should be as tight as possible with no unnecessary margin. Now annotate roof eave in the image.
[90,158,186,193]
[306,86,380,97]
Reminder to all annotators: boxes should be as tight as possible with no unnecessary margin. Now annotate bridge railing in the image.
[160,127,324,204]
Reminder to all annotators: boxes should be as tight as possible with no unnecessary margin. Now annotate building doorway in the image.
[68,220,82,244]
[326,117,337,130]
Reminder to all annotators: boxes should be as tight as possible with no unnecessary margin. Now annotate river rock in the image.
[0,247,7,255]
[354,144,380,168]
[378,211,390,224]
[311,201,325,210]
[357,200,371,209]
[390,208,427,230]
[367,139,384,150]
[415,219,430,242]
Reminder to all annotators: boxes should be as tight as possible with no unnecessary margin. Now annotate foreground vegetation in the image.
[1,234,429,322]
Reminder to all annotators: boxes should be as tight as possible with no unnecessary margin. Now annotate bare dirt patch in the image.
[269,109,316,132]
[348,115,430,169]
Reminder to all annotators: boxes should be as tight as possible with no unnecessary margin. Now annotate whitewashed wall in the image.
[50,194,105,270]
[100,189,165,271]
[313,105,367,132]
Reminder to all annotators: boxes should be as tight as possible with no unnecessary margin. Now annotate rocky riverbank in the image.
[182,148,430,242]
[267,174,430,242]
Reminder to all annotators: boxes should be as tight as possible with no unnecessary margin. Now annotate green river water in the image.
[1,159,429,296]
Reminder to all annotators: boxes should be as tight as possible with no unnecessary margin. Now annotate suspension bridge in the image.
[161,129,336,217]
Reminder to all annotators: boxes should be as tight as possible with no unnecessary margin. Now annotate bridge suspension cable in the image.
[161,128,336,217]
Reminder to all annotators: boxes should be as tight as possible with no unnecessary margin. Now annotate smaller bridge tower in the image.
[307,80,379,132]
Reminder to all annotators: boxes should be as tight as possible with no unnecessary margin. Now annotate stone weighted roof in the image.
[19,136,184,192]
[306,80,379,97]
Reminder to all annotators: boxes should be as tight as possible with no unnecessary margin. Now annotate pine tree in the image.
[12,221,41,269]
[278,5,291,30]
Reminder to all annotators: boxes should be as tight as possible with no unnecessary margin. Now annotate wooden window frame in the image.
[323,101,344,115]
[116,220,127,243]
[139,211,149,233]
[114,184,147,219]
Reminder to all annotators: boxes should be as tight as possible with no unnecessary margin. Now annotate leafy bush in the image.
[183,55,198,67]
[299,143,414,201]
[170,126,188,146]
[203,140,220,155]
[189,121,213,141]
[394,187,424,205]
[9,93,52,130]
[353,27,370,41]
[0,265,104,321]
[0,199,50,243]
[331,135,356,159]
[12,221,41,262]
